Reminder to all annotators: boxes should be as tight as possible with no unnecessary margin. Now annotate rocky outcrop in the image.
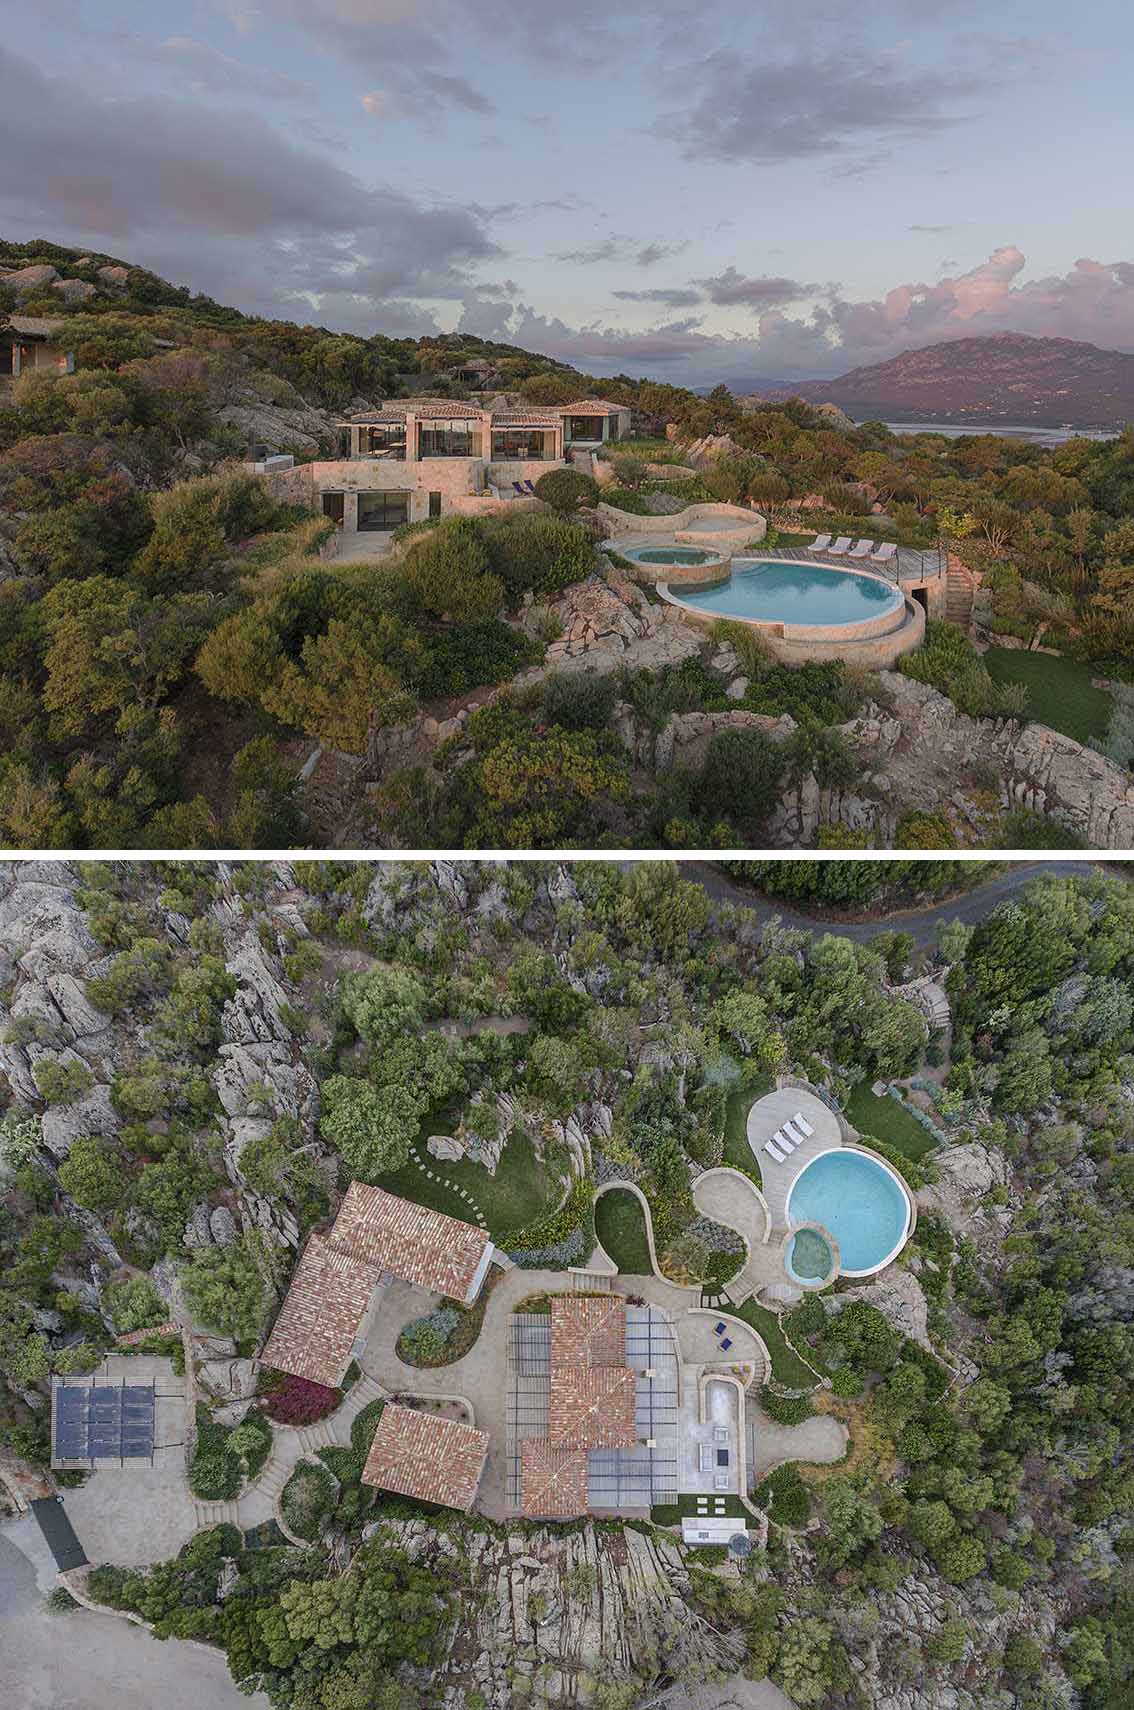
[825,1266,933,1352]
[217,387,338,456]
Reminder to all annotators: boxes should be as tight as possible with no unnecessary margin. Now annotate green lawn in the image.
[732,1299,823,1390]
[845,1084,938,1162]
[721,1079,771,1183]
[983,648,1112,744]
[651,1494,750,1525]
[594,1188,653,1274]
[377,1127,558,1241]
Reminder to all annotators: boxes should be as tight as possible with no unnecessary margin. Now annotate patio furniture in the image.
[714,1473,730,1490]
[871,541,898,564]
[699,1443,713,1473]
[829,536,853,554]
[847,538,874,558]
[719,1337,733,1351]
[775,1129,796,1154]
[765,1141,786,1163]
[793,1111,814,1137]
[714,1321,726,1335]
[523,479,539,495]
[713,1427,730,1444]
[782,1120,804,1146]
[512,482,527,497]
[806,533,833,554]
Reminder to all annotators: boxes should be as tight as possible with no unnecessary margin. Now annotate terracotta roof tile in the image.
[491,410,561,427]
[548,1363,638,1450]
[520,1440,588,1517]
[558,400,628,415]
[261,1233,381,1387]
[550,1295,627,1368]
[362,1402,488,1511]
[332,1182,492,1303]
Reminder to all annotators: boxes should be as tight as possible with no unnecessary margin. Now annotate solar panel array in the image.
[53,1384,155,1463]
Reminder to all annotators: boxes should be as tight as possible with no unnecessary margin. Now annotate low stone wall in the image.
[597,501,765,546]
[658,579,926,669]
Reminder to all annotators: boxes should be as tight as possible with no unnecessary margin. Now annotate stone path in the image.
[747,1408,847,1482]
[191,1372,385,1535]
[407,1146,489,1230]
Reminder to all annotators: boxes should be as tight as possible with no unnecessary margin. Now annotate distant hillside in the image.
[756,333,1134,427]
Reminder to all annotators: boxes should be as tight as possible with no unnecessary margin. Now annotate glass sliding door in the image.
[357,491,409,530]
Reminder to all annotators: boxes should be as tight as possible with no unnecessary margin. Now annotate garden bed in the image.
[594,1188,653,1274]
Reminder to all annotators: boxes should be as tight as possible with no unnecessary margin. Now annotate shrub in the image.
[32,1056,94,1105]
[541,671,619,732]
[482,511,598,600]
[188,1449,242,1501]
[759,1388,814,1426]
[397,1307,461,1365]
[532,467,599,513]
[280,1460,336,1541]
[693,727,784,836]
[101,1276,168,1333]
[756,1463,811,1527]
[415,619,538,699]
[262,1372,342,1425]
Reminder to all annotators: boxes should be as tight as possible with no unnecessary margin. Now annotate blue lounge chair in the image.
[720,1337,733,1352]
[512,481,526,497]
[714,1320,726,1335]
[523,479,539,495]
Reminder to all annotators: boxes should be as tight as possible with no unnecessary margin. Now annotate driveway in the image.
[685,860,1118,945]
[1,1517,266,1710]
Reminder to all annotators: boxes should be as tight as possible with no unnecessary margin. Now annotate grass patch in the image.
[983,648,1111,744]
[846,1084,938,1161]
[594,1188,653,1274]
[721,1079,771,1183]
[377,1125,558,1240]
[651,1493,750,1525]
[733,1300,823,1390]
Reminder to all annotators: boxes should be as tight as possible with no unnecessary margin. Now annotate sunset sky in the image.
[3,0,1132,384]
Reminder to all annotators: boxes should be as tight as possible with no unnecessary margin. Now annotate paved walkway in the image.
[745,1088,841,1232]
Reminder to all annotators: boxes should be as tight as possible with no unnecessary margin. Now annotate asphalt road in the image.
[0,1519,266,1710]
[684,859,1123,946]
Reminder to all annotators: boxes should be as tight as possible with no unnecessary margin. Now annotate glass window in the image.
[418,421,482,457]
[364,423,406,459]
[357,491,409,530]
[428,491,442,518]
[491,429,550,460]
[321,492,345,527]
[566,415,604,442]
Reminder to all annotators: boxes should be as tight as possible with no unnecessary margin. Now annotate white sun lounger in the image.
[783,1121,807,1147]
[793,1112,815,1137]
[871,541,898,564]
[829,536,853,554]
[775,1128,796,1153]
[807,533,832,555]
[847,538,873,558]
[765,1141,786,1163]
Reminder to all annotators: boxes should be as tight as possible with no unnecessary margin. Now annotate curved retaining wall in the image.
[598,501,766,549]
[658,564,926,668]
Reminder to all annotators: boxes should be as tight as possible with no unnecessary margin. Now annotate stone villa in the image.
[0,315,75,393]
[266,395,632,532]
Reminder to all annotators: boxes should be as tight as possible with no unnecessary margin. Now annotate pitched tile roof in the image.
[520,1440,589,1518]
[545,1296,637,1451]
[550,1295,627,1369]
[362,1402,488,1511]
[548,1363,638,1450]
[261,1233,381,1387]
[490,410,562,427]
[558,400,628,415]
[9,315,67,339]
[332,1182,492,1303]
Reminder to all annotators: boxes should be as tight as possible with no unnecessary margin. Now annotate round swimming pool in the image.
[668,558,902,627]
[621,545,718,566]
[787,1151,911,1276]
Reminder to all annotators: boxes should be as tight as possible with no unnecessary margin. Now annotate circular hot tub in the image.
[782,1222,839,1289]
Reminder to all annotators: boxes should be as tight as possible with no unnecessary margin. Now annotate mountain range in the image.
[734,333,1134,427]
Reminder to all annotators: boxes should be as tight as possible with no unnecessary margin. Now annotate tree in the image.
[181,1241,269,1341]
[402,517,503,621]
[711,988,785,1070]
[318,1076,420,1178]
[693,728,784,837]
[57,1136,123,1212]
[820,1476,883,1566]
[341,968,428,1045]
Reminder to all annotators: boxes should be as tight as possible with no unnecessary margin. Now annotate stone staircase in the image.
[191,1496,241,1529]
[945,559,976,626]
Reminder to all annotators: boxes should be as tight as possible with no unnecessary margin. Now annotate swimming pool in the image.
[668,558,902,628]
[785,1226,836,1286]
[620,544,718,566]
[787,1151,911,1276]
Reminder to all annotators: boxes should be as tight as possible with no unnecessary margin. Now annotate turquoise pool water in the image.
[622,545,716,566]
[671,559,902,626]
[786,1227,835,1284]
[787,1152,910,1275]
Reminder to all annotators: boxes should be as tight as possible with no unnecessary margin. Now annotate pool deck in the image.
[746,1087,842,1232]
[734,543,945,589]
